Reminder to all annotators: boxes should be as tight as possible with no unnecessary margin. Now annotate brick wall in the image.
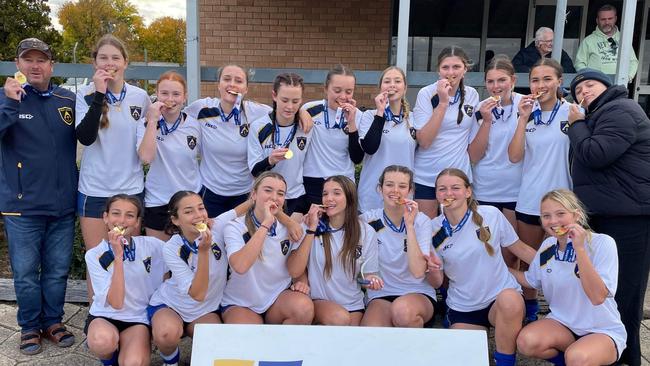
[198,0,392,109]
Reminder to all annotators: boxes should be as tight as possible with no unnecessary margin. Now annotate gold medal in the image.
[195,222,208,233]
[14,71,27,84]
[284,150,294,159]
[111,226,126,235]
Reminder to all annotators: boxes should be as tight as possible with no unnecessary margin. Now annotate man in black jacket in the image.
[513,27,577,74]
[0,38,77,355]
[568,68,650,366]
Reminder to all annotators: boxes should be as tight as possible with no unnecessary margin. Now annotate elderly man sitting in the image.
[512,27,576,73]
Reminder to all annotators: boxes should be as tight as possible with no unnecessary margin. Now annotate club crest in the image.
[403,238,408,252]
[560,121,570,134]
[240,124,250,137]
[187,135,197,150]
[130,106,142,121]
[57,107,73,125]
[409,127,417,140]
[143,257,152,273]
[211,243,222,260]
[280,239,290,255]
[296,136,307,150]
[463,104,474,117]
[355,245,363,259]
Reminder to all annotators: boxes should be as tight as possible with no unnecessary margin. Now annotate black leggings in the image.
[590,215,650,366]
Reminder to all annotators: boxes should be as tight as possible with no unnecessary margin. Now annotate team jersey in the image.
[85,236,165,324]
[361,209,437,300]
[525,234,626,358]
[357,109,417,212]
[469,93,523,203]
[291,221,378,311]
[222,215,294,313]
[136,114,201,207]
[432,205,521,312]
[412,83,479,186]
[76,83,150,196]
[515,101,572,216]
[148,210,234,322]
[185,98,272,196]
[247,115,312,199]
[301,100,363,181]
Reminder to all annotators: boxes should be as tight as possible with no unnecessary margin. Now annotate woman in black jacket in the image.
[568,68,650,366]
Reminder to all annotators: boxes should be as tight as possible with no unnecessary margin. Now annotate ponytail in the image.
[456,79,465,125]
[100,98,110,129]
[468,198,494,256]
[401,97,411,121]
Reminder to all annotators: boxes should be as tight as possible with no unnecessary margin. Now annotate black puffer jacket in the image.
[568,85,650,216]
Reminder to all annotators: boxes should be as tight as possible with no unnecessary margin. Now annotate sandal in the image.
[19,330,42,355]
[44,323,75,348]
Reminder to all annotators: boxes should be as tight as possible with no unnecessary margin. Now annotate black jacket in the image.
[568,85,650,216]
[512,42,576,73]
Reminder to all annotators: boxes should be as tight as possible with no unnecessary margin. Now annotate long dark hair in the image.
[164,190,201,236]
[530,58,564,100]
[92,34,128,130]
[104,194,143,219]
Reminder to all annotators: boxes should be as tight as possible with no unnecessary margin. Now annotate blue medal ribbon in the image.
[218,104,241,126]
[441,209,471,237]
[316,218,343,235]
[384,105,403,125]
[181,235,198,254]
[554,241,576,263]
[274,122,298,148]
[23,83,54,98]
[323,100,347,130]
[532,100,560,126]
[107,238,136,262]
[158,113,183,135]
[383,211,405,233]
[105,84,127,106]
[251,211,277,236]
[449,88,461,105]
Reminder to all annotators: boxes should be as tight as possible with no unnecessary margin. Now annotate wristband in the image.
[259,224,270,231]
[305,229,316,235]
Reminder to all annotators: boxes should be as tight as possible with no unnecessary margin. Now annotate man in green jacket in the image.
[575,4,638,82]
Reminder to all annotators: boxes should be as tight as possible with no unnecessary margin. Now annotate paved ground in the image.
[0,292,649,365]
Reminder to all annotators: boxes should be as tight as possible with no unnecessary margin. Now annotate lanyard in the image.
[106,84,127,106]
[555,241,576,263]
[384,105,403,125]
[491,96,514,121]
[218,105,241,125]
[107,238,136,262]
[383,211,405,233]
[181,235,198,254]
[441,209,471,237]
[251,211,277,236]
[273,122,298,148]
[23,83,54,98]
[532,100,560,126]
[158,113,183,135]
[323,100,347,129]
[449,88,461,105]
[316,218,343,235]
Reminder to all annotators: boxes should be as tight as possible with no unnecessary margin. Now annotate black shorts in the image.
[477,201,516,212]
[303,176,325,206]
[371,294,437,327]
[144,204,169,231]
[286,195,310,215]
[200,185,249,218]
[446,301,495,328]
[414,182,436,200]
[84,314,149,335]
[515,211,541,226]
[77,191,144,219]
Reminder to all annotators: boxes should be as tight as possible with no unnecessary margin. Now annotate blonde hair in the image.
[379,66,411,121]
[541,189,593,241]
[244,172,287,239]
[92,34,129,130]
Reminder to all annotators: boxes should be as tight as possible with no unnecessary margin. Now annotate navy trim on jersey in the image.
[257,122,274,144]
[540,244,557,268]
[368,219,385,232]
[432,229,449,250]
[307,103,325,117]
[197,107,221,120]
[99,250,115,271]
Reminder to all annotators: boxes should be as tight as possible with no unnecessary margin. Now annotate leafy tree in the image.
[140,17,186,64]
[0,0,61,61]
[57,0,145,63]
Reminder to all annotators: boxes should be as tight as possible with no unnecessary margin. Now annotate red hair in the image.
[156,71,187,94]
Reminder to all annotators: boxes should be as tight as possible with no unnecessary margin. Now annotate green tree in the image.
[57,0,145,63]
[141,17,186,64]
[0,0,61,61]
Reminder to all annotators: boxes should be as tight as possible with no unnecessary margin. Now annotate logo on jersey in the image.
[296,136,307,150]
[240,124,250,137]
[143,257,152,273]
[355,245,363,259]
[130,106,142,121]
[187,135,197,150]
[409,127,417,140]
[18,114,33,120]
[403,238,408,252]
[463,105,474,117]
[211,243,222,260]
[280,239,290,255]
[574,263,580,278]
[57,107,73,125]
[560,120,570,134]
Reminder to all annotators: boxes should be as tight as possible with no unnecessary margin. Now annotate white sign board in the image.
[191,324,489,366]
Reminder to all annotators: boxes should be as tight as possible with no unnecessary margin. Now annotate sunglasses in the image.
[607,37,618,55]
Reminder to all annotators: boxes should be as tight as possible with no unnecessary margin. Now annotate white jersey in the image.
[412,83,479,186]
[148,210,233,322]
[301,100,362,181]
[469,94,523,203]
[525,234,626,358]
[291,221,378,311]
[85,236,165,324]
[432,205,521,312]
[247,115,312,199]
[76,83,150,196]
[222,216,294,313]
[136,114,201,207]
[361,210,437,300]
[515,101,572,216]
[357,109,417,212]
[185,98,272,196]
